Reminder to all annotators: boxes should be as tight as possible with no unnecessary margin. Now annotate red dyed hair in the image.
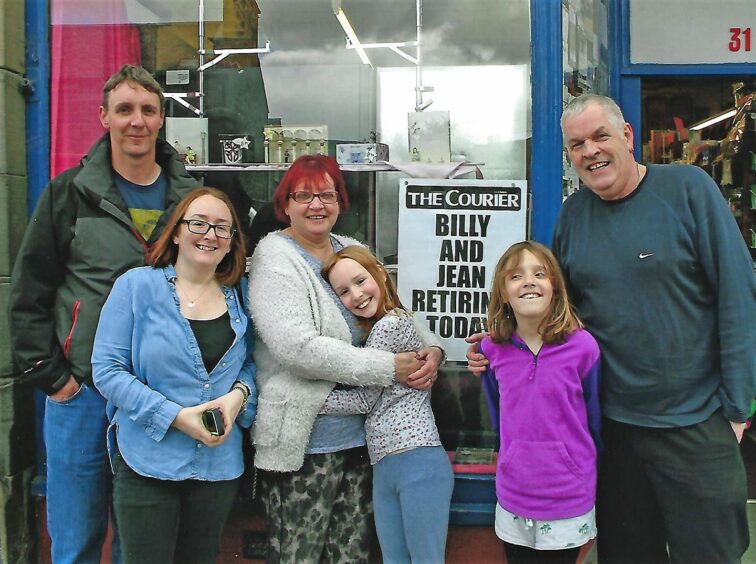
[272,155,350,224]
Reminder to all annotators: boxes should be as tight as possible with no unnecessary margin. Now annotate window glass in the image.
[50,0,533,451]
[562,0,611,200]
[642,77,756,257]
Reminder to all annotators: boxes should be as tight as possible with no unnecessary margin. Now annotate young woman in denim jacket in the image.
[92,187,256,564]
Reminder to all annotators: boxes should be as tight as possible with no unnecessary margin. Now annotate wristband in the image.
[231,382,250,410]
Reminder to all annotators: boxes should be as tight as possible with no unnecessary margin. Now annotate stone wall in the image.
[0,1,36,561]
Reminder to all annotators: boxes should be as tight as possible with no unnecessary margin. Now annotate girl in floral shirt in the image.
[320,246,453,564]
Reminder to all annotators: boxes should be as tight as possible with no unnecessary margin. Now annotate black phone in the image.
[201,408,225,436]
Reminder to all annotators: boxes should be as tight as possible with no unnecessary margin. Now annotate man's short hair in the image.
[102,65,165,112]
[561,93,626,140]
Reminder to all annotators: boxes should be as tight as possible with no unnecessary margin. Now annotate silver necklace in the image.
[176,278,214,308]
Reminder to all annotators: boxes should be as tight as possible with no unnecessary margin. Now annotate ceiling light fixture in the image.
[334,9,372,67]
[332,0,431,112]
[689,108,736,131]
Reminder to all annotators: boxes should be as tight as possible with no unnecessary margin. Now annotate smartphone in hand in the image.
[201,408,225,436]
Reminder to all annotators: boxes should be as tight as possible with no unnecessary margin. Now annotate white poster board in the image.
[398,179,528,362]
[630,0,756,64]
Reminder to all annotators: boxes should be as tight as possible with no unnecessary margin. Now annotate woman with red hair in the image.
[249,155,444,562]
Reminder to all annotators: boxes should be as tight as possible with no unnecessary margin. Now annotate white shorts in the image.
[494,503,597,550]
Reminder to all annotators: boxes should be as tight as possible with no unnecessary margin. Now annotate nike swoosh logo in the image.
[639,252,655,259]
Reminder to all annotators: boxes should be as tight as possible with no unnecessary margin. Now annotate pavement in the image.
[745,502,756,563]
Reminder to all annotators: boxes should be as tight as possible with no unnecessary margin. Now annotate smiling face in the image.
[173,194,233,272]
[327,258,382,319]
[99,80,164,166]
[502,250,554,326]
[563,102,638,200]
[284,173,340,243]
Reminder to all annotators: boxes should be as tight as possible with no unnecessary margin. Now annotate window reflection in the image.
[50,0,532,451]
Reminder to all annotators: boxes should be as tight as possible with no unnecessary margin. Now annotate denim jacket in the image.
[92,265,256,481]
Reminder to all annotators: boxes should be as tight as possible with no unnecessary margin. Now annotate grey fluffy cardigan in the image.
[249,232,407,472]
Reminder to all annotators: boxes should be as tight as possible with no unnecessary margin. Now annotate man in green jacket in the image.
[9,65,196,563]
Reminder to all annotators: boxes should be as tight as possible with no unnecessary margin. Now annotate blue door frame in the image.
[25,0,49,211]
[530,0,564,245]
[25,0,51,493]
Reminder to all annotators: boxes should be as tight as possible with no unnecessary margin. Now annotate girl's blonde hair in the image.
[321,246,409,334]
[487,241,582,344]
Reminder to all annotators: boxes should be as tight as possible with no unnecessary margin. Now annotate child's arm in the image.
[318,386,383,415]
[366,312,423,354]
[582,358,603,452]
[481,366,500,436]
[319,313,417,416]
[320,315,422,415]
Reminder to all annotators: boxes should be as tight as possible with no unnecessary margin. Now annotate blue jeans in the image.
[372,446,454,564]
[44,383,121,564]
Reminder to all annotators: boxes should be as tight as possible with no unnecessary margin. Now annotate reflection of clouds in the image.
[262,64,375,140]
[55,0,531,63]
[256,0,531,164]
[264,46,355,66]
[379,65,528,170]
[257,0,530,67]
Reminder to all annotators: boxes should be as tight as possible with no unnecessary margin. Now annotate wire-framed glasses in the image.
[288,191,339,204]
[179,219,236,239]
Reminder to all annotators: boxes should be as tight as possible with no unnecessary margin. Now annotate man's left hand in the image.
[465,332,488,377]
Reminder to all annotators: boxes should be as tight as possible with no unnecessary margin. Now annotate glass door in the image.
[641,76,756,259]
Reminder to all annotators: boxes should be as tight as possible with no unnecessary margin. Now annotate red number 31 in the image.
[729,27,752,52]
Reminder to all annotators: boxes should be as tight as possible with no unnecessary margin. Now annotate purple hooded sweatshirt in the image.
[481,328,601,521]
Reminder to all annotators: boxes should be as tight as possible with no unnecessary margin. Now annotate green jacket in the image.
[9,134,197,394]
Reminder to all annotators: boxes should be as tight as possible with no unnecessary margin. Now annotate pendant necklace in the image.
[176,277,214,309]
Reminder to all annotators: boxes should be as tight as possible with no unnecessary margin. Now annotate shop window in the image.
[641,77,756,257]
[561,0,611,200]
[49,0,533,451]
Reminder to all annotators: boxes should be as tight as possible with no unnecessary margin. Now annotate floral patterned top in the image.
[319,309,442,464]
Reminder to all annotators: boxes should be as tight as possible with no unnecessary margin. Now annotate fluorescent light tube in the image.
[689,109,736,131]
[335,9,372,66]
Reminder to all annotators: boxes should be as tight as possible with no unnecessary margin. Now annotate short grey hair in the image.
[561,94,627,140]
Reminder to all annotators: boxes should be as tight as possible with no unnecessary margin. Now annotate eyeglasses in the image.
[288,191,339,204]
[179,219,236,239]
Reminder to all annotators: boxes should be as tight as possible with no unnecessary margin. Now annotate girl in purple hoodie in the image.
[481,241,601,564]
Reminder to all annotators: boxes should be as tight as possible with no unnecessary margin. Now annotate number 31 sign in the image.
[729,28,752,52]
[631,4,755,65]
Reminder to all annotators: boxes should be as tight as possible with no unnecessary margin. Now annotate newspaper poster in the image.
[398,178,528,361]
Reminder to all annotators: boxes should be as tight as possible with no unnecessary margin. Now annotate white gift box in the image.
[336,143,390,164]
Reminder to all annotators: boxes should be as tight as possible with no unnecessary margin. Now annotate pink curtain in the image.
[50,0,141,176]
